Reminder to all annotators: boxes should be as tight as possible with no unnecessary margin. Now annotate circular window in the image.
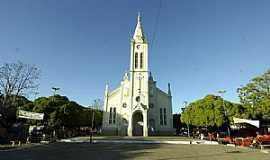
[122,103,127,108]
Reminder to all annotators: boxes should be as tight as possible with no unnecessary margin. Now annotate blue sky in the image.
[0,0,269,113]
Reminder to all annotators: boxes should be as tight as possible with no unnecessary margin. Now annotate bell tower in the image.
[130,13,148,72]
[128,13,149,136]
[129,13,149,104]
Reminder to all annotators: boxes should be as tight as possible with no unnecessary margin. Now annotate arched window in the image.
[109,107,117,124]
[140,52,143,68]
[135,52,138,69]
[164,108,167,125]
[160,108,163,125]
[109,107,112,124]
[113,107,116,124]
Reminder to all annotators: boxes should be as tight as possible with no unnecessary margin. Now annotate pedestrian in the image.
[200,133,204,140]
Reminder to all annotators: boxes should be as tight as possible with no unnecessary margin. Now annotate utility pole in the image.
[51,87,60,138]
[90,108,95,143]
[90,99,98,144]
[218,90,230,137]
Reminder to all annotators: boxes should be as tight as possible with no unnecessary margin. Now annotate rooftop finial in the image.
[149,72,153,81]
[137,12,141,22]
[105,82,109,96]
[168,83,171,96]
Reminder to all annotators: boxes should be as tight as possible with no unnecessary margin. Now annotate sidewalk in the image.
[59,136,219,145]
[0,143,41,151]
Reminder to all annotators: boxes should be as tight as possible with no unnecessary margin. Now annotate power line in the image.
[150,0,162,52]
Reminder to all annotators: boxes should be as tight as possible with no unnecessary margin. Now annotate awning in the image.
[233,117,260,128]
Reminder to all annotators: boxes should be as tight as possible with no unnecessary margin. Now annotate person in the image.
[90,128,93,143]
[216,132,220,141]
[208,132,213,141]
[42,133,46,141]
[217,132,220,138]
[53,130,56,137]
[26,136,30,144]
[256,132,262,139]
[200,133,204,140]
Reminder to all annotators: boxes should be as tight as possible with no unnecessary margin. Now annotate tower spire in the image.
[133,12,145,42]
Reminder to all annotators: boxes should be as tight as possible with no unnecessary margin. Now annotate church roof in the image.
[133,13,146,43]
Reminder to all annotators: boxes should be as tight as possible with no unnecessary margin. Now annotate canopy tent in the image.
[233,117,260,128]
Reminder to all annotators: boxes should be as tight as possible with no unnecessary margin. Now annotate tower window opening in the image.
[109,107,112,124]
[113,107,116,124]
[140,52,143,69]
[135,52,138,69]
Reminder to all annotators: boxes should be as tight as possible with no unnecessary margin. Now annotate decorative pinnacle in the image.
[137,12,141,22]
[168,83,171,95]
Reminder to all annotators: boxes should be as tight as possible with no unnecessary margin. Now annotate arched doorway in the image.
[132,111,143,136]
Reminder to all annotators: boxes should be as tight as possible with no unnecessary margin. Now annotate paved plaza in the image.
[0,139,269,160]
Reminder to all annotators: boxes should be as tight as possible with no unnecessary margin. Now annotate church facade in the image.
[102,15,173,136]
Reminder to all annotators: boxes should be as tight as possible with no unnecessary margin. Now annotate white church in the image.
[102,14,173,136]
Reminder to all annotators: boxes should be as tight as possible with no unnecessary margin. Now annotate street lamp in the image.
[52,87,60,96]
[51,87,60,138]
[217,90,230,137]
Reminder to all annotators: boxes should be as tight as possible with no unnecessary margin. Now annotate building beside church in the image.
[102,14,173,136]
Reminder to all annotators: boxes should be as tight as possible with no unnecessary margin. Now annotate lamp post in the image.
[51,87,60,138]
[90,107,95,144]
[52,87,60,96]
[90,99,98,144]
[218,90,230,137]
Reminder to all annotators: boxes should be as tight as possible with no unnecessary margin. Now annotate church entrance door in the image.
[132,111,143,136]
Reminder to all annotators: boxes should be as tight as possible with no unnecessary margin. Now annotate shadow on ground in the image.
[0,138,269,160]
[0,142,161,160]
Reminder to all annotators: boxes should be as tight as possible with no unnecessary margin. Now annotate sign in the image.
[18,110,44,120]
[233,117,260,128]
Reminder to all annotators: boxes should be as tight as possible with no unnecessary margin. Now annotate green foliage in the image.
[0,95,32,127]
[181,95,246,128]
[237,69,270,120]
[19,95,103,130]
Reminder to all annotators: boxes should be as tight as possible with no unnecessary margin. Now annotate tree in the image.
[0,61,40,128]
[21,95,104,134]
[0,61,40,103]
[181,95,246,130]
[237,69,270,120]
